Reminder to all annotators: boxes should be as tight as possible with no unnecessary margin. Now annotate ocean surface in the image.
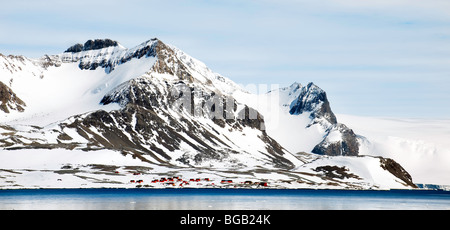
[0,188,449,210]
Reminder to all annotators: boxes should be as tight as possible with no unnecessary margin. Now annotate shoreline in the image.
[0,187,447,193]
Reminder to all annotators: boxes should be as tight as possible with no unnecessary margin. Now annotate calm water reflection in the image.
[1,189,449,210]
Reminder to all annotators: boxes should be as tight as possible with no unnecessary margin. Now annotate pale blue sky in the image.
[1,0,450,118]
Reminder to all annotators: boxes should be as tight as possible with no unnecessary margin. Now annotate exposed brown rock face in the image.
[379,157,417,188]
[150,40,194,82]
[96,77,293,169]
[0,81,26,113]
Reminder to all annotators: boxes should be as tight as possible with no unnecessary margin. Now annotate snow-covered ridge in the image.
[60,38,159,73]
[233,81,360,157]
[1,37,241,125]
[0,39,161,126]
[168,44,241,95]
[0,38,419,190]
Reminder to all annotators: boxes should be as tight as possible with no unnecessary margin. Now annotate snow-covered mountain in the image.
[234,82,360,157]
[0,38,417,190]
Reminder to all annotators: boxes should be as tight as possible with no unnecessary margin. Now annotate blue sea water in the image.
[0,188,449,210]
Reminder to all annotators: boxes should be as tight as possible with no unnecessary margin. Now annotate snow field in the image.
[338,114,450,185]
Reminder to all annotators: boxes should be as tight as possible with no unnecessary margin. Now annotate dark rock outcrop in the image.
[0,81,26,113]
[65,39,119,53]
[314,165,360,180]
[289,82,337,124]
[312,123,359,156]
[64,43,83,53]
[289,82,359,156]
[379,157,417,188]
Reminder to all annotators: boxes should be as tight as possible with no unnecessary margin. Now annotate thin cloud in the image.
[0,0,449,118]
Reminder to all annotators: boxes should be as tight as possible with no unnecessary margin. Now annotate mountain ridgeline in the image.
[0,38,416,189]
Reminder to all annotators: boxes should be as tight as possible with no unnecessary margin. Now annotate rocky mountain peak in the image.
[289,82,337,124]
[64,38,158,72]
[282,82,360,157]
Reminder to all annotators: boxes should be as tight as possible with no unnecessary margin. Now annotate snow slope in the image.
[0,148,413,190]
[0,44,156,126]
[234,82,450,187]
[338,114,450,185]
[233,83,327,153]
